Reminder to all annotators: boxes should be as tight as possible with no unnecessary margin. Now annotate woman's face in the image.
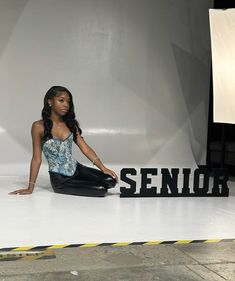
[49,91,70,116]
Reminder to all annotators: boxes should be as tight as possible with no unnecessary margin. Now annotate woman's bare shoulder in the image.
[32,120,44,134]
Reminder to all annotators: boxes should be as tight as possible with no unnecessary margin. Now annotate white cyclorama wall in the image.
[209,9,235,124]
[0,0,212,176]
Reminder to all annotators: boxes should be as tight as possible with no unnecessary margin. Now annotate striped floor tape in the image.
[0,238,234,253]
[0,249,55,262]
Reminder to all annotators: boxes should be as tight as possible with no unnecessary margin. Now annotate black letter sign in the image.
[140,168,157,196]
[161,168,179,196]
[120,167,229,197]
[120,168,137,196]
[212,168,229,196]
[193,168,210,195]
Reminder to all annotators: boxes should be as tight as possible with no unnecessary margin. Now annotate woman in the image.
[10,86,118,197]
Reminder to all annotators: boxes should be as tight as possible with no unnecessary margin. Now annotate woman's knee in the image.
[103,175,117,189]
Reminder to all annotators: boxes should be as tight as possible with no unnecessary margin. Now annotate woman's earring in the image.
[49,104,52,107]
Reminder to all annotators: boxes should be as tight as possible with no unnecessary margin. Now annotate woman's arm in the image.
[75,133,118,182]
[9,121,43,195]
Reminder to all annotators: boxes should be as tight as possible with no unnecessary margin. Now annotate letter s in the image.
[120,168,137,196]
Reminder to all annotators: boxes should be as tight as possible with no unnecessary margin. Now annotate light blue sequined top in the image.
[42,132,77,176]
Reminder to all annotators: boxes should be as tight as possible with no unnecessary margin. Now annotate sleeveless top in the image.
[42,132,77,176]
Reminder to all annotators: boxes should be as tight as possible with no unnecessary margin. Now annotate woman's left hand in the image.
[102,167,118,182]
[9,188,33,195]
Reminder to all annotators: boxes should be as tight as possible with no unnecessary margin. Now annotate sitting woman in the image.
[10,86,118,197]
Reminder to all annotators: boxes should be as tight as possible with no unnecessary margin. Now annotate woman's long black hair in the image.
[41,86,82,143]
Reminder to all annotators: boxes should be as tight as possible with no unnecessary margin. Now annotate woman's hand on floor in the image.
[102,167,118,182]
[9,188,33,195]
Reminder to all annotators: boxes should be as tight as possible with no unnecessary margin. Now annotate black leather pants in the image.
[49,162,116,197]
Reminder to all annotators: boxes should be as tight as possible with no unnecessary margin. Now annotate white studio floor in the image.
[1,174,235,249]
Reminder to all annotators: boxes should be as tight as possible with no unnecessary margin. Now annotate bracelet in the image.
[29,181,35,185]
[92,157,99,166]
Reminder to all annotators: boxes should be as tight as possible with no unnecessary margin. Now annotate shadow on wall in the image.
[172,43,210,163]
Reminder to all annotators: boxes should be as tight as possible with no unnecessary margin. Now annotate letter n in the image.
[161,168,179,196]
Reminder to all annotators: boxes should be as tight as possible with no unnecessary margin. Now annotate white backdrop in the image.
[0,0,212,176]
[209,9,235,124]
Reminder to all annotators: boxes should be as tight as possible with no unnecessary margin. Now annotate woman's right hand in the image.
[9,188,33,195]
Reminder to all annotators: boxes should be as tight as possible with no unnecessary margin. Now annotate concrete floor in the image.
[0,242,234,280]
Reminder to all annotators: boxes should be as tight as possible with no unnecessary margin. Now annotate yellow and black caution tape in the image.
[0,238,234,256]
[0,249,55,262]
